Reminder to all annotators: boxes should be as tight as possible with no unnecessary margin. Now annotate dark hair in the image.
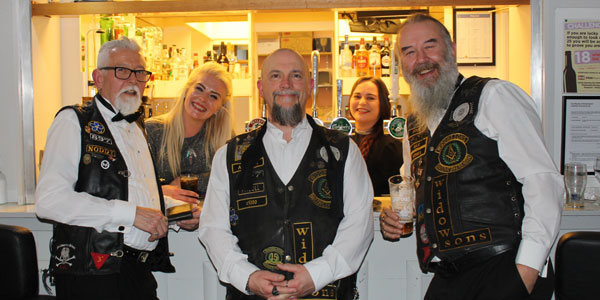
[348,76,391,158]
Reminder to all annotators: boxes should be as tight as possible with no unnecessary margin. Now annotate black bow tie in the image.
[112,111,142,123]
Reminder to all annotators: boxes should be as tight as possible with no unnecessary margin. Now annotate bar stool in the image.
[555,231,600,300]
[0,224,55,300]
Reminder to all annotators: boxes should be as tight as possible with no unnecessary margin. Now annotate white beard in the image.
[114,85,142,115]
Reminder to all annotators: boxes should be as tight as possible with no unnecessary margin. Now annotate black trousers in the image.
[54,254,158,300]
[425,250,555,300]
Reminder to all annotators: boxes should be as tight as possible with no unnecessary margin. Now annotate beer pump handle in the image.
[311,50,319,119]
[336,79,343,118]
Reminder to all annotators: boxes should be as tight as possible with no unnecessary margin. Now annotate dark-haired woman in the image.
[349,77,403,196]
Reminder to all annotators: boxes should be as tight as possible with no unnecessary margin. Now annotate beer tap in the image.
[311,50,324,126]
[385,44,406,139]
[245,102,267,132]
[329,79,353,135]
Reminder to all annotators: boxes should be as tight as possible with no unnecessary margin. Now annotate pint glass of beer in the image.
[388,175,415,237]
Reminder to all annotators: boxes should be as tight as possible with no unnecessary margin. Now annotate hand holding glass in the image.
[564,162,587,209]
[388,175,415,237]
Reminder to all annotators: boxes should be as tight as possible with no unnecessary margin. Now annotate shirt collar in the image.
[265,116,311,143]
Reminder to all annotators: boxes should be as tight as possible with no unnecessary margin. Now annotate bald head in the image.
[261,48,309,80]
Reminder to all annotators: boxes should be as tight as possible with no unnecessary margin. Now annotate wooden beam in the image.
[32,0,529,16]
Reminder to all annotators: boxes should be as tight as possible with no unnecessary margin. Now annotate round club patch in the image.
[245,118,266,132]
[308,169,332,209]
[452,103,470,122]
[82,154,92,165]
[434,133,473,173]
[87,121,105,134]
[100,160,110,170]
[262,246,284,271]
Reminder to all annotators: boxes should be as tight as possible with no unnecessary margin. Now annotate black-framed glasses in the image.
[100,67,152,82]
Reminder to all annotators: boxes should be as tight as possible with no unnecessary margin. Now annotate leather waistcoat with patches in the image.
[225,122,357,300]
[49,98,174,275]
[407,76,525,273]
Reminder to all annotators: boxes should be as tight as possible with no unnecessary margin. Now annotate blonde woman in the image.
[146,62,233,203]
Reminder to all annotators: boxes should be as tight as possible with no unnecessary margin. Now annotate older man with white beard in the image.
[199,48,373,300]
[379,14,563,300]
[36,37,196,300]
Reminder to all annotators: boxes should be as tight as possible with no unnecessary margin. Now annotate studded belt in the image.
[122,245,152,264]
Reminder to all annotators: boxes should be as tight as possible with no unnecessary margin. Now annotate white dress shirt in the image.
[35,98,181,251]
[402,79,563,273]
[198,117,374,293]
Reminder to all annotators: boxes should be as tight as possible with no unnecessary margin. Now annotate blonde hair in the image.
[151,62,233,178]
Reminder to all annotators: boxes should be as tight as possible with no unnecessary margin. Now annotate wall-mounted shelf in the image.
[32,0,530,16]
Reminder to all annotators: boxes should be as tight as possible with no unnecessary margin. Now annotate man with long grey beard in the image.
[199,48,373,300]
[379,14,562,300]
[36,37,198,300]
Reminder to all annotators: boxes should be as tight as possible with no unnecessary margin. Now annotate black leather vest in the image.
[225,118,357,300]
[48,98,174,275]
[407,76,524,273]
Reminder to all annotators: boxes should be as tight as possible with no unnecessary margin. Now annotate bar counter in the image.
[1,202,599,299]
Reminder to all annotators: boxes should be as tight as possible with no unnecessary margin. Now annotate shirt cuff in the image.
[228,259,260,295]
[304,258,334,292]
[108,200,136,234]
[515,238,549,273]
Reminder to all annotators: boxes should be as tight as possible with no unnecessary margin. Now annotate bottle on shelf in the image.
[226,42,238,75]
[217,42,229,70]
[563,50,577,93]
[340,35,353,77]
[369,37,381,77]
[381,37,391,77]
[193,52,200,70]
[205,50,213,63]
[356,38,369,77]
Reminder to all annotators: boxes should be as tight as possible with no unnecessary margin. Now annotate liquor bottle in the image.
[205,50,213,63]
[340,35,353,77]
[380,37,391,77]
[193,52,200,69]
[356,38,369,77]
[217,42,229,70]
[564,51,577,93]
[226,42,237,74]
[369,38,381,77]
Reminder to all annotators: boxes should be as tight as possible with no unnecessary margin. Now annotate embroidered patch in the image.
[229,208,239,226]
[292,222,314,264]
[237,182,265,196]
[434,133,473,173]
[236,196,268,210]
[82,153,92,165]
[90,252,109,270]
[308,169,332,209]
[452,103,471,122]
[245,118,266,132]
[231,157,264,174]
[388,117,406,139]
[262,246,284,271]
[87,121,105,134]
[431,175,492,251]
[90,133,113,145]
[85,144,116,157]
[419,223,429,244]
[234,144,250,161]
[54,244,76,269]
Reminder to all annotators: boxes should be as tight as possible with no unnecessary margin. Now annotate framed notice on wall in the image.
[453,8,496,66]
[560,96,600,174]
[562,19,600,94]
